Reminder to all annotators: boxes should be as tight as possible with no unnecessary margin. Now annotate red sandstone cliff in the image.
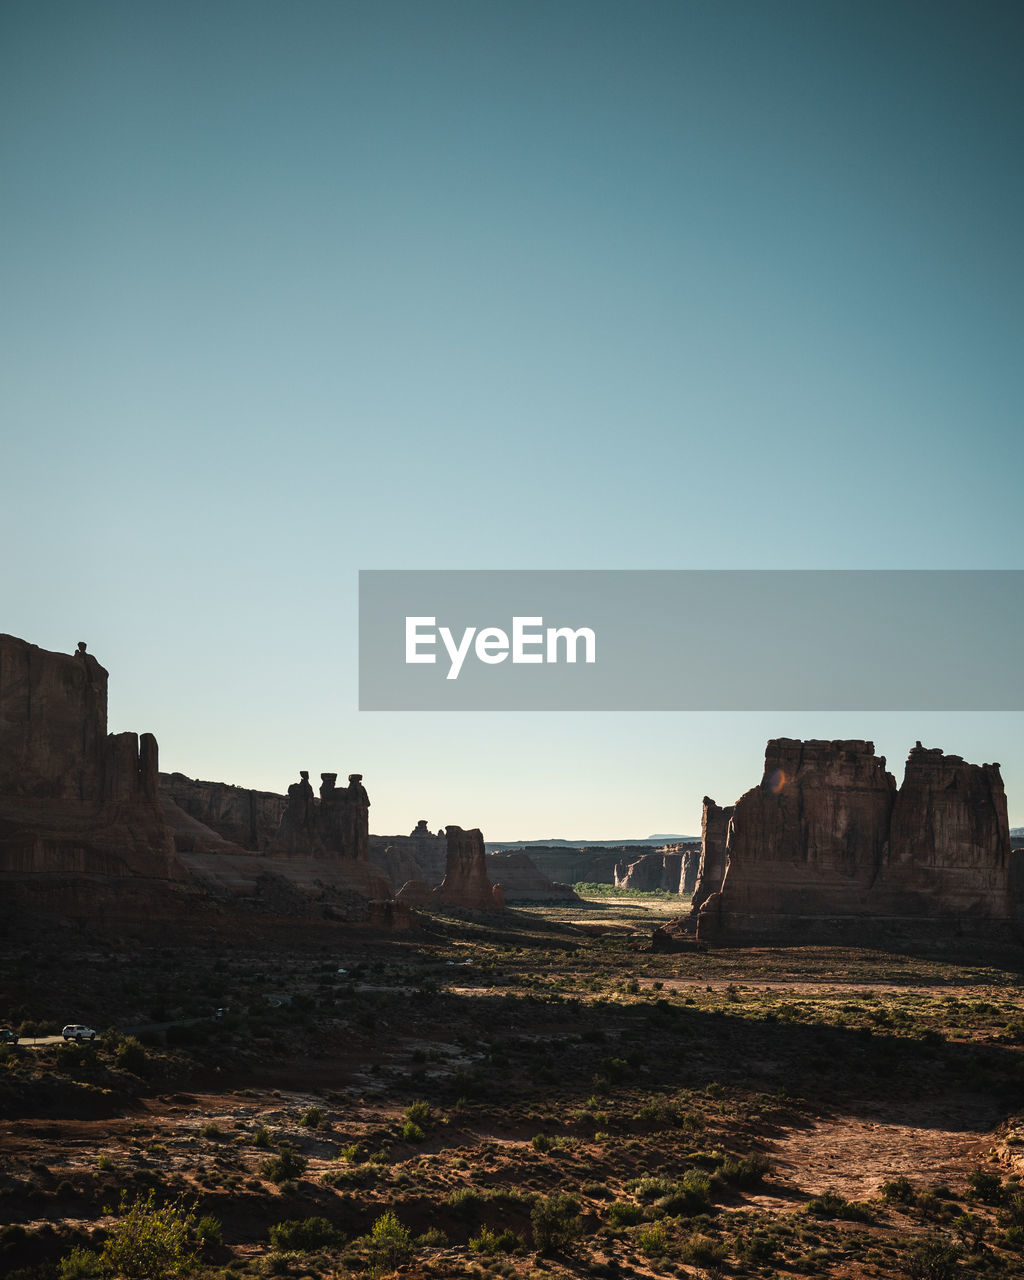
[691,739,1016,942]
[0,635,184,919]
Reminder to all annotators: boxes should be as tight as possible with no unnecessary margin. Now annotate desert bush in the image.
[260,1143,308,1184]
[719,1153,772,1188]
[881,1175,918,1205]
[416,1227,448,1246]
[268,1216,344,1251]
[678,1232,728,1266]
[625,1174,676,1202]
[96,1153,115,1172]
[903,1234,962,1280]
[967,1167,1003,1204]
[195,1214,222,1248]
[367,1210,412,1271]
[401,1119,425,1142]
[634,1098,678,1126]
[531,1192,583,1252]
[469,1227,524,1254]
[636,1220,670,1257]
[608,1201,644,1227]
[199,1122,223,1140]
[404,1100,431,1126]
[115,1037,150,1076]
[99,1189,199,1280]
[531,1133,553,1153]
[298,1106,324,1129]
[447,1186,484,1216]
[804,1190,873,1221]
[58,1246,103,1278]
[252,1126,272,1149]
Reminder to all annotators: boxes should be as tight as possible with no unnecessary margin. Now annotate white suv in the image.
[61,1024,97,1042]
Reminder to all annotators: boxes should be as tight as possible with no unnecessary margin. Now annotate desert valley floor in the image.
[3,892,1024,1280]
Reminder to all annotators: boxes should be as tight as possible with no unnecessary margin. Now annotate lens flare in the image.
[768,768,786,795]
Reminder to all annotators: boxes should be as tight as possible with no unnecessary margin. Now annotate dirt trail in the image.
[756,1096,1001,1204]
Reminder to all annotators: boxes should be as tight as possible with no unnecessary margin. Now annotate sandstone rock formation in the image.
[487,844,658,886]
[160,772,286,852]
[486,851,580,901]
[161,769,372,863]
[690,798,734,912]
[0,634,183,920]
[0,634,403,928]
[611,844,701,896]
[369,820,448,890]
[397,825,505,911]
[690,739,1016,942]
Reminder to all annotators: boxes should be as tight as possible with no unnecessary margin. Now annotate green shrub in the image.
[636,1221,669,1256]
[804,1190,873,1221]
[96,1153,115,1172]
[252,1126,272,1149]
[967,1167,1003,1204]
[904,1235,962,1280]
[260,1144,308,1184]
[469,1227,523,1254]
[608,1201,644,1227]
[531,1192,583,1252]
[678,1233,728,1266]
[447,1186,483,1216]
[416,1227,448,1246]
[367,1210,412,1271]
[719,1153,772,1188]
[881,1175,917,1205]
[531,1133,554,1153]
[115,1037,150,1076]
[195,1214,222,1248]
[58,1246,103,1278]
[99,1189,199,1280]
[404,1100,431,1126]
[268,1216,344,1251]
[200,1122,223,1140]
[401,1119,425,1142]
[298,1106,324,1129]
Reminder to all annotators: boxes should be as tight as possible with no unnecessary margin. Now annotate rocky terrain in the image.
[3,897,1024,1280]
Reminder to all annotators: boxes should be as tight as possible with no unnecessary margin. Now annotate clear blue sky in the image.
[2,1,1022,837]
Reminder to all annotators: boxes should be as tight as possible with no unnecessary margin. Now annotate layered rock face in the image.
[692,739,1015,941]
[162,769,395,914]
[160,773,286,852]
[615,850,693,893]
[161,769,372,862]
[0,635,182,915]
[369,821,448,890]
[488,845,656,886]
[690,798,735,912]
[885,743,1012,916]
[0,634,404,927]
[398,825,504,911]
[487,851,579,901]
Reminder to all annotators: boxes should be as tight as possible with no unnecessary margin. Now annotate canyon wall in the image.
[614,849,697,893]
[0,635,183,918]
[692,739,1016,942]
